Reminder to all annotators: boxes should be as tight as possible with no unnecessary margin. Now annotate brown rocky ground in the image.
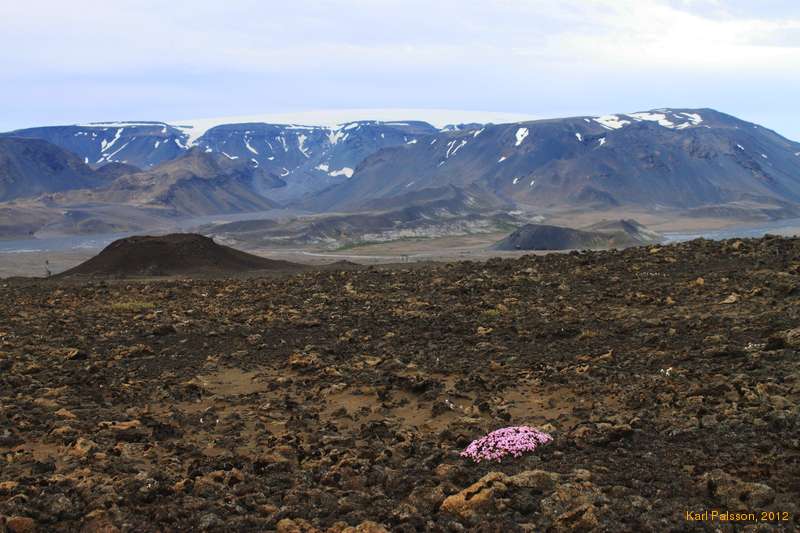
[1,236,799,531]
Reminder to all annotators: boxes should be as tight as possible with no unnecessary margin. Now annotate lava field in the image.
[1,236,799,531]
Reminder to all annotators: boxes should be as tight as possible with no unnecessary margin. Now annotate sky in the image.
[1,0,799,139]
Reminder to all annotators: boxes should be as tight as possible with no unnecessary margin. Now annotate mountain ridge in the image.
[2,107,800,241]
[304,108,800,212]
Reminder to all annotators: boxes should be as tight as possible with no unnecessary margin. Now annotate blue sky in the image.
[1,0,799,139]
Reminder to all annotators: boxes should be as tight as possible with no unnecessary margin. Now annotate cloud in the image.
[0,0,798,138]
[2,0,798,74]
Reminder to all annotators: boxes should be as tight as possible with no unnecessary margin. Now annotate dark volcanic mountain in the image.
[0,137,113,201]
[307,109,800,212]
[494,219,662,251]
[58,233,301,277]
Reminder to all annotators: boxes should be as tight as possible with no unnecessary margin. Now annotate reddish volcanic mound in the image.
[58,233,302,277]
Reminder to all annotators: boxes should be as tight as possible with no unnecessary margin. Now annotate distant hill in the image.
[584,219,663,243]
[494,220,662,251]
[94,148,280,215]
[57,233,302,277]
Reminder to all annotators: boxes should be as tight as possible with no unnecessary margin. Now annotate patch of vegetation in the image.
[109,299,155,312]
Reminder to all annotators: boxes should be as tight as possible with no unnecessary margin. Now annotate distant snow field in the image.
[168,108,540,146]
[594,111,703,131]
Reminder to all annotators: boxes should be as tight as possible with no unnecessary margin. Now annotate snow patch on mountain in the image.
[297,134,311,158]
[101,128,123,152]
[594,111,703,131]
[515,127,529,146]
[245,137,259,155]
[329,167,354,178]
[681,112,703,125]
[628,112,675,128]
[446,139,468,158]
[594,115,630,130]
[105,141,130,162]
[328,129,346,145]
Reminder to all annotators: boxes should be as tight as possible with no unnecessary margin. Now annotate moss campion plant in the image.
[461,426,553,463]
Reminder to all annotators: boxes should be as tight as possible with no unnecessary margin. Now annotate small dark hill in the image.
[58,233,302,277]
[494,220,662,251]
[584,218,663,243]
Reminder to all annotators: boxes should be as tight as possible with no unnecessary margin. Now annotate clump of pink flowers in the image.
[461,426,553,463]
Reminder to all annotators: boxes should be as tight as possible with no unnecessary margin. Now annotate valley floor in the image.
[5,209,800,278]
[1,236,799,531]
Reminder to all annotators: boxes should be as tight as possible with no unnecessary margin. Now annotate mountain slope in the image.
[0,137,114,201]
[94,149,280,215]
[306,108,800,212]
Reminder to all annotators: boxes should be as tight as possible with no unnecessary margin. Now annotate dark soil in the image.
[1,236,799,531]
[56,233,303,278]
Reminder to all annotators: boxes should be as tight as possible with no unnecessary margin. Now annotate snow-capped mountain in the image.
[306,108,800,211]
[1,119,439,200]
[3,108,800,225]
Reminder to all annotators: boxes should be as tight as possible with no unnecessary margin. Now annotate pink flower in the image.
[460,426,553,463]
